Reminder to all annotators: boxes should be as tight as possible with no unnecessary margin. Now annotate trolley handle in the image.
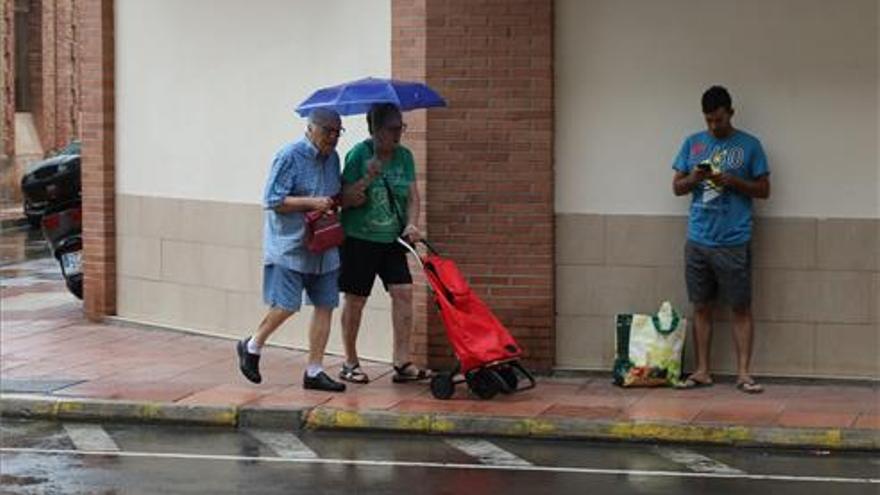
[395,238,439,269]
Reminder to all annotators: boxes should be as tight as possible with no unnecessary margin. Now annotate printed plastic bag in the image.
[612,301,686,387]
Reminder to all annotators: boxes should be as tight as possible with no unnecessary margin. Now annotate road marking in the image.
[5,448,872,485]
[656,447,744,474]
[62,424,119,452]
[444,438,532,466]
[245,429,318,459]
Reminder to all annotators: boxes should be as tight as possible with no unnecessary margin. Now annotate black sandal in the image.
[339,363,370,384]
[392,362,430,383]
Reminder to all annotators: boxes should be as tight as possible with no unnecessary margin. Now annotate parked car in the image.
[20,140,83,299]
[21,140,81,228]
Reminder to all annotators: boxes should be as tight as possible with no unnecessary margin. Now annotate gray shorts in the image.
[684,241,752,309]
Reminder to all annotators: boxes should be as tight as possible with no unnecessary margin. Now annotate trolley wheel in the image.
[466,369,500,400]
[430,373,455,400]
[496,366,518,394]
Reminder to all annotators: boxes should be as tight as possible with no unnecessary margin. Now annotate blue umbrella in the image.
[295,77,446,117]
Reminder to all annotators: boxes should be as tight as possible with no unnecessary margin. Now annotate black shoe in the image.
[303,371,346,392]
[236,338,262,384]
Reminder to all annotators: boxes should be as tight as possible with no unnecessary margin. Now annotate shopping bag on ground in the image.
[612,301,686,387]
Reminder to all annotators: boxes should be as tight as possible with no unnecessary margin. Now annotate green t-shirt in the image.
[341,139,416,243]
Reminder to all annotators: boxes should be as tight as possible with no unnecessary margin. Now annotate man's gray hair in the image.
[307,108,341,127]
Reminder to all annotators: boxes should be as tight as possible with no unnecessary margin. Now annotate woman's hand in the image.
[402,223,421,242]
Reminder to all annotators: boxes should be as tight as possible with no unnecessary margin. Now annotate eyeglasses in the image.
[383,123,408,134]
[320,124,345,136]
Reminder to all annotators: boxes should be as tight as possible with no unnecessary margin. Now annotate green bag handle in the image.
[651,302,680,335]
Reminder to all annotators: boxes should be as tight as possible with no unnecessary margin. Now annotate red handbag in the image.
[304,207,344,253]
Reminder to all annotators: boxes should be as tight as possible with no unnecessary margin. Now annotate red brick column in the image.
[393,0,555,371]
[392,0,431,369]
[77,0,115,320]
[54,0,76,146]
[38,0,56,148]
[1,0,13,157]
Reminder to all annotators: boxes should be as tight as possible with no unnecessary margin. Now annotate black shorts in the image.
[339,237,412,297]
[684,241,752,309]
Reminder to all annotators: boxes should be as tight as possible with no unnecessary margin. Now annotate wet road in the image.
[1,419,877,494]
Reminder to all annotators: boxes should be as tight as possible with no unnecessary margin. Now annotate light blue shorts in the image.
[262,265,340,312]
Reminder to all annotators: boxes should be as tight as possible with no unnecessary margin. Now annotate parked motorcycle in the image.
[20,141,83,299]
[40,200,83,299]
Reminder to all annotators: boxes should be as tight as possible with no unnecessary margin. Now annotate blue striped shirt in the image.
[262,136,341,274]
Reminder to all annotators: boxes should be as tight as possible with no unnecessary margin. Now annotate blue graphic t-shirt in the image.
[672,130,769,247]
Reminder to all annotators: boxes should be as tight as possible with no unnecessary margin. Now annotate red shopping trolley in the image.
[399,239,536,400]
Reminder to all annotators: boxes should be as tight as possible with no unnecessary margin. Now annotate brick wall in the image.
[392,0,555,371]
[77,0,115,319]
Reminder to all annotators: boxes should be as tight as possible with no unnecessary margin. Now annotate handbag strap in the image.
[365,139,406,235]
[382,177,406,235]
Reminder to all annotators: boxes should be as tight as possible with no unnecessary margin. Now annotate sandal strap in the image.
[393,362,413,374]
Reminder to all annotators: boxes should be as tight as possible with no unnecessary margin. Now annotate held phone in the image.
[697,161,712,172]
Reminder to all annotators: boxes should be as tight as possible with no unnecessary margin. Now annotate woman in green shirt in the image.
[338,103,429,384]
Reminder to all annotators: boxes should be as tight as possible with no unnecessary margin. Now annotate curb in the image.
[304,407,880,451]
[0,394,304,430]
[3,394,874,451]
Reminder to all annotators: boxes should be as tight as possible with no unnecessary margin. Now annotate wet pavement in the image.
[0,224,879,453]
[1,418,877,494]
[0,226,50,268]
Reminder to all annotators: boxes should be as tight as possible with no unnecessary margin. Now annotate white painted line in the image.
[1,448,877,484]
[246,429,318,459]
[445,438,532,466]
[656,447,744,474]
[62,423,119,452]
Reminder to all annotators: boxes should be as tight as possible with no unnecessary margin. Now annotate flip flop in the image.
[674,376,714,389]
[736,380,764,394]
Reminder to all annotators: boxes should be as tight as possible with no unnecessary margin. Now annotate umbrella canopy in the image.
[295,77,446,117]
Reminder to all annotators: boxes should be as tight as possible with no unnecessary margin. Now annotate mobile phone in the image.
[696,162,712,172]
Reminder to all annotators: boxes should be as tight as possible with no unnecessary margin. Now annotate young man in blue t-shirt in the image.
[672,86,770,394]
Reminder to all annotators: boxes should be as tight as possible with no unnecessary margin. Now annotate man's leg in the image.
[237,265,301,384]
[341,294,368,365]
[691,302,714,384]
[731,305,756,383]
[683,241,716,386]
[308,306,334,367]
[254,307,295,347]
[718,244,762,392]
[302,271,345,392]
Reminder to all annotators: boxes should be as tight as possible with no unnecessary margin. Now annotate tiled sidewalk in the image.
[1,273,878,448]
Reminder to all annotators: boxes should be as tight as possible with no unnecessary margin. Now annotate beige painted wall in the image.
[556,0,879,218]
[115,0,389,202]
[116,195,396,362]
[115,1,395,361]
[555,0,879,377]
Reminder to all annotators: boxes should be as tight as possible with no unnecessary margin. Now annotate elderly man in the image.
[236,108,346,392]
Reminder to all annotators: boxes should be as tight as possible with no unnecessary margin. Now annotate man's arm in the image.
[672,168,709,196]
[713,173,770,199]
[274,196,332,214]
